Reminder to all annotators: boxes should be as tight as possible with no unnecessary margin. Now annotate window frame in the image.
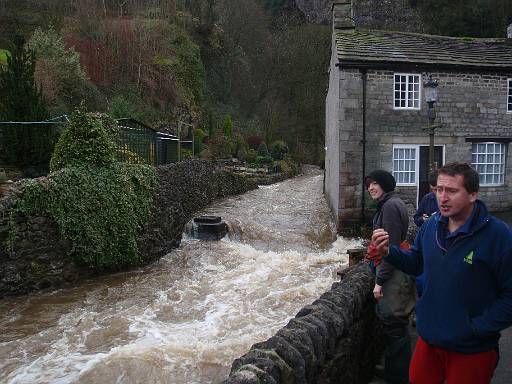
[392,144,419,186]
[508,78,512,113]
[393,73,421,110]
[471,142,507,186]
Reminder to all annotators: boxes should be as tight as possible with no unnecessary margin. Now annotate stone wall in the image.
[0,160,258,297]
[222,262,385,384]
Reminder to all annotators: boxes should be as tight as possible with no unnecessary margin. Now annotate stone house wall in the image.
[328,66,512,230]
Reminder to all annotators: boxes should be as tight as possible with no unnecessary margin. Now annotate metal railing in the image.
[0,116,189,169]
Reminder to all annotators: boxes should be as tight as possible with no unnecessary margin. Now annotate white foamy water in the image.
[0,168,362,384]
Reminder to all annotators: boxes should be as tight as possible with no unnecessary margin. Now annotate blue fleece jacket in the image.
[386,200,512,353]
[413,192,439,227]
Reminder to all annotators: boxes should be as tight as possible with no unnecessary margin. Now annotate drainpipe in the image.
[360,68,367,224]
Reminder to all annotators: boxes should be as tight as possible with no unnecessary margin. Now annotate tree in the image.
[0,35,50,169]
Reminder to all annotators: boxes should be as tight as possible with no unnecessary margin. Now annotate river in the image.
[0,168,362,384]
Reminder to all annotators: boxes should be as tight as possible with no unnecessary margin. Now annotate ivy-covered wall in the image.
[0,160,257,297]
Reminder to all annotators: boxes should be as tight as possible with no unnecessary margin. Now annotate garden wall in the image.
[0,160,258,297]
[222,262,384,384]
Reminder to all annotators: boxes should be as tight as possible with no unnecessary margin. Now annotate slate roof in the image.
[334,29,512,71]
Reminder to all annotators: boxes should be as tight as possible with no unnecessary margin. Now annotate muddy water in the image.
[0,168,362,384]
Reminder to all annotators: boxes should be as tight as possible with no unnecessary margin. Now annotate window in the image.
[393,146,417,184]
[472,142,506,185]
[508,79,512,112]
[394,73,421,109]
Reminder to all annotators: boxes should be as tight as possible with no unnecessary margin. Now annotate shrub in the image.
[9,163,158,271]
[246,135,263,150]
[255,155,273,166]
[270,140,289,160]
[194,128,206,155]
[257,142,270,158]
[223,114,233,139]
[50,104,117,171]
[246,148,257,163]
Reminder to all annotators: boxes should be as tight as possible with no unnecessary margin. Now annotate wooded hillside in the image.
[1,0,511,166]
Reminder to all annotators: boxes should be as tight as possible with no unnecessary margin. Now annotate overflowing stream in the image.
[0,168,362,384]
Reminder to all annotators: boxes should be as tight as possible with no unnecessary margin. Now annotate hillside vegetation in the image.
[0,0,510,166]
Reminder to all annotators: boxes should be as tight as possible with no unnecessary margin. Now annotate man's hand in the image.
[373,283,383,300]
[422,213,429,221]
[371,229,390,256]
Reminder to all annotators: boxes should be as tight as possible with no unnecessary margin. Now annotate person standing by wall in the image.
[413,171,439,228]
[413,171,439,298]
[364,170,416,384]
[371,162,512,384]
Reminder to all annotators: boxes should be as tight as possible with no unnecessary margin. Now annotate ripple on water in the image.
[0,168,363,384]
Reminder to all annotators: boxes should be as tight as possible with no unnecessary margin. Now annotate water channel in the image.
[0,168,362,384]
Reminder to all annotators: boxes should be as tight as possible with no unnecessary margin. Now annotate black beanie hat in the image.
[365,170,396,193]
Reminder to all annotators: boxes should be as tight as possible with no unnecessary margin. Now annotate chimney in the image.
[332,1,355,30]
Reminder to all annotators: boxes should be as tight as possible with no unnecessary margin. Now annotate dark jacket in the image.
[413,192,439,227]
[386,200,512,353]
[372,191,409,286]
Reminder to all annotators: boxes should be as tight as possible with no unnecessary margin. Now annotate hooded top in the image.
[386,200,512,353]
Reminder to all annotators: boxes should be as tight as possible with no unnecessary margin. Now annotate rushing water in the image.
[0,168,362,384]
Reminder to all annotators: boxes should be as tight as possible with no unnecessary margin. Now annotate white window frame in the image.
[471,142,506,186]
[393,73,421,110]
[392,145,418,185]
[508,79,512,113]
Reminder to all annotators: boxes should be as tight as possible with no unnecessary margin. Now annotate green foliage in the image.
[255,155,273,166]
[50,104,116,171]
[26,25,95,114]
[223,114,233,138]
[194,128,206,155]
[109,95,145,121]
[170,28,206,105]
[246,148,257,163]
[270,140,288,160]
[0,49,9,65]
[257,142,270,158]
[10,163,158,271]
[0,35,51,168]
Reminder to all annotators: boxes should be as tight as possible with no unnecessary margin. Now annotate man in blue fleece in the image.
[413,171,439,228]
[372,162,512,384]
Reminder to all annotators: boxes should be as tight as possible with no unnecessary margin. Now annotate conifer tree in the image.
[0,34,50,169]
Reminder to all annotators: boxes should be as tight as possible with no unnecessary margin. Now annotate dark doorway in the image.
[418,146,443,204]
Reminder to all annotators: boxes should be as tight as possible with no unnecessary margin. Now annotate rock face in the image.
[0,160,258,297]
[294,0,425,32]
[222,263,385,384]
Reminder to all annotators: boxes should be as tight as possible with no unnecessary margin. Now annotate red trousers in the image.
[410,336,498,384]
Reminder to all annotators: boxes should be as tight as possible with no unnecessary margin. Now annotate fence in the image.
[0,116,68,170]
[116,118,183,166]
[0,116,190,169]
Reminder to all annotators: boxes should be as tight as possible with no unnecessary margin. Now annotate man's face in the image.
[367,181,384,200]
[436,174,477,221]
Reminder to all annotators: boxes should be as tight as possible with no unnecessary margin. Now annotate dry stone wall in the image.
[222,263,385,384]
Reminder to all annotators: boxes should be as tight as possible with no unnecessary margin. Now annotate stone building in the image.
[325,1,512,233]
